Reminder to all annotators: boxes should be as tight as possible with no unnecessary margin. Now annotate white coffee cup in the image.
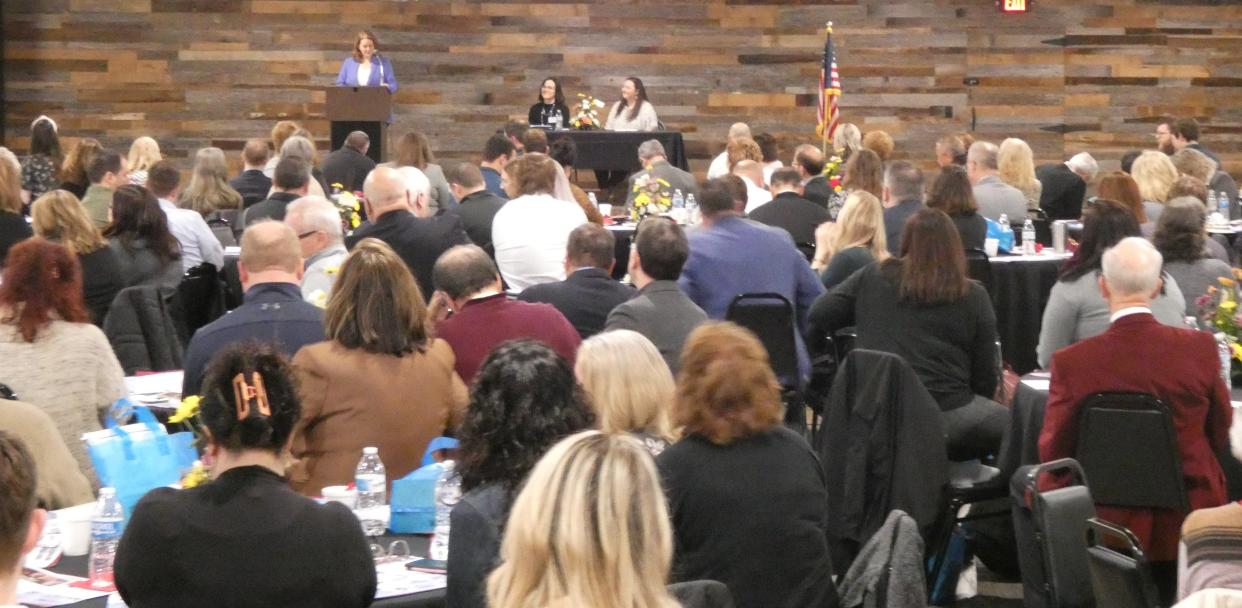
[984,237,999,258]
[55,503,95,556]
[321,485,356,509]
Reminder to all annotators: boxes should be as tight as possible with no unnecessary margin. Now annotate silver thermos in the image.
[1052,220,1067,253]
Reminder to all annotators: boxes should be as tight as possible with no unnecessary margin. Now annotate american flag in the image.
[817,22,841,141]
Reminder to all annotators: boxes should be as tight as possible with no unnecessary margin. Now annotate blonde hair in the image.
[833,123,862,157]
[486,431,679,608]
[126,136,162,173]
[0,148,21,214]
[1131,151,1179,204]
[830,191,889,262]
[180,147,243,216]
[575,330,676,443]
[30,190,106,255]
[997,138,1040,205]
[270,120,301,154]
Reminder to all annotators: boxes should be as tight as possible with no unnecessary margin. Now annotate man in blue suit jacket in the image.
[679,179,825,384]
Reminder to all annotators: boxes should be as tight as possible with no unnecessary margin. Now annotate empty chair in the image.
[1086,518,1161,608]
[1010,458,1097,608]
[726,292,805,430]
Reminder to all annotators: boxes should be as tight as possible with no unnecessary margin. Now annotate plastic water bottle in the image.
[429,460,461,561]
[1216,333,1232,386]
[355,447,387,535]
[1218,191,1230,218]
[672,189,685,209]
[686,193,700,224]
[1022,219,1037,254]
[88,488,124,588]
[998,213,1010,235]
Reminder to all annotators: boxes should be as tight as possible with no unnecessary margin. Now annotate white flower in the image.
[594,99,606,108]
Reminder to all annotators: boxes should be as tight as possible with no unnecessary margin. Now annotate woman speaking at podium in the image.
[335,30,397,93]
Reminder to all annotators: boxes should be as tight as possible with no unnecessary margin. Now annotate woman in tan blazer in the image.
[290,238,468,497]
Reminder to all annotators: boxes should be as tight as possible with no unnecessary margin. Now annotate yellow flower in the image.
[324,265,340,275]
[1220,277,1236,287]
[309,290,329,309]
[168,395,201,424]
[330,183,344,191]
[1223,301,1237,312]
[181,461,210,489]
[1231,342,1242,362]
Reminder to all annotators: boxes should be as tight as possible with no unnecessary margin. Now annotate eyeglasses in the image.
[369,539,411,564]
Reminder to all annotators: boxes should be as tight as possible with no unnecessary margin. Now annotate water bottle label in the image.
[356,474,384,493]
[92,519,122,540]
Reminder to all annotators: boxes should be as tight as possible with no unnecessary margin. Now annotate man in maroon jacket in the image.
[430,244,580,385]
[1042,237,1232,570]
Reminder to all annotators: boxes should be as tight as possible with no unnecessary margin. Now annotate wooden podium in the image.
[326,86,390,164]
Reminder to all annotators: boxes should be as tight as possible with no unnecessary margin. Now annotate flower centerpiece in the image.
[330,184,363,233]
[822,154,845,194]
[630,173,673,221]
[1196,272,1242,381]
[168,395,211,488]
[571,93,607,130]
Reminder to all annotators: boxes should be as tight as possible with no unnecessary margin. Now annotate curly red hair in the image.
[674,322,783,445]
[0,238,89,342]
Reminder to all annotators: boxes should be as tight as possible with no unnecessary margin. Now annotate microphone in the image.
[374,51,385,87]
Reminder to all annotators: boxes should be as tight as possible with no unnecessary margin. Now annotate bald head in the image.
[1101,237,1164,300]
[794,144,825,178]
[732,159,765,187]
[432,244,500,301]
[728,122,752,142]
[363,166,410,218]
[239,220,303,285]
[344,131,370,153]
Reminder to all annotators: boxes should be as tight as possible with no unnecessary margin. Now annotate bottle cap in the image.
[99,487,116,497]
[363,447,378,455]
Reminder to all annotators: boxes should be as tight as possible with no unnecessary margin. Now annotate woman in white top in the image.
[604,77,659,132]
[491,153,588,293]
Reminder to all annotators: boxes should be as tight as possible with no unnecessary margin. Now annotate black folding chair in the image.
[1010,458,1097,608]
[1085,518,1161,608]
[1074,393,1189,511]
[175,263,226,343]
[726,293,805,431]
[964,247,994,299]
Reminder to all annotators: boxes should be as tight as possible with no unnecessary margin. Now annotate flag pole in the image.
[821,21,833,159]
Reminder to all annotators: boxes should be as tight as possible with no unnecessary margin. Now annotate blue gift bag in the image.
[85,399,198,515]
[985,218,1014,254]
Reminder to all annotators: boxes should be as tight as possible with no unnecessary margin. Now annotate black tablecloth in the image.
[47,534,444,608]
[997,373,1242,501]
[991,257,1065,375]
[547,130,688,172]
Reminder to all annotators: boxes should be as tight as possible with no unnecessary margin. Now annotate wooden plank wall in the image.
[3,0,1240,176]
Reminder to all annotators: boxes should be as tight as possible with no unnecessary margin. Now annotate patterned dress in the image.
[21,154,59,199]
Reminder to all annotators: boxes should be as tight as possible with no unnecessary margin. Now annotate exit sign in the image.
[999,0,1031,12]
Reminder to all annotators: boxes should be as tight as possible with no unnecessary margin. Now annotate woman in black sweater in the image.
[657,322,839,608]
[926,165,988,251]
[115,343,376,608]
[808,208,1004,458]
[30,190,123,325]
[527,76,571,128]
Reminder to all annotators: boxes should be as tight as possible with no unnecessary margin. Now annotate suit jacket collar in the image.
[460,191,500,206]
[773,191,804,202]
[640,280,682,295]
[243,282,304,303]
[567,267,612,283]
[1109,311,1157,330]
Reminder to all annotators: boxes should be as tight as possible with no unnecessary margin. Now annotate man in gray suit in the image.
[625,139,698,210]
[968,141,1028,222]
[604,218,707,374]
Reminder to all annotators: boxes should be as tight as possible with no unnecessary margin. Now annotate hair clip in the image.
[232,372,271,421]
[31,115,57,132]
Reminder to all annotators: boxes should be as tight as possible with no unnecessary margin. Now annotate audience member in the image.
[80,148,129,228]
[391,131,454,212]
[180,146,244,220]
[793,144,832,208]
[809,209,1005,457]
[1096,171,1147,225]
[229,138,273,208]
[707,122,751,179]
[0,148,32,266]
[748,167,831,260]
[181,221,323,396]
[115,343,376,608]
[348,165,469,298]
[431,245,580,385]
[998,137,1042,211]
[755,132,783,183]
[104,185,183,288]
[726,137,764,177]
[605,218,706,374]
[680,178,823,385]
[0,239,126,482]
[547,137,605,225]
[147,161,224,272]
[575,332,676,456]
[1120,149,1142,175]
[968,141,1027,222]
[1172,147,1239,218]
[935,133,969,167]
[0,401,93,509]
[1155,118,1177,155]
[263,120,302,177]
[517,223,633,339]
[1172,117,1220,167]
[21,115,61,202]
[0,433,48,607]
[733,159,772,213]
[480,134,516,200]
[125,136,161,187]
[492,153,588,292]
[1153,198,1233,312]
[1179,497,1242,598]
[1036,200,1185,369]
[719,174,749,210]
[448,340,595,608]
[1132,150,1179,224]
[626,139,697,210]
[284,196,347,304]
[276,134,328,197]
[446,162,507,256]
[289,239,467,496]
[658,322,839,608]
[1041,236,1231,599]
[926,164,988,250]
[861,130,894,161]
[1038,152,1097,220]
[243,155,310,226]
[812,191,889,290]
[827,147,883,220]
[880,160,927,256]
[520,128,548,154]
[486,432,682,608]
[58,137,102,199]
[833,123,863,160]
[30,190,124,325]
[502,119,528,154]
[320,131,375,195]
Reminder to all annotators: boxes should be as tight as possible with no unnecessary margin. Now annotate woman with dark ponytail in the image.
[115,343,377,608]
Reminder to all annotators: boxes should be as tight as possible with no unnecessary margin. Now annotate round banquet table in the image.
[988,252,1071,375]
[47,534,445,608]
[996,371,1242,501]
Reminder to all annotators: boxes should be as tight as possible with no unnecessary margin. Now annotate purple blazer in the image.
[335,56,397,93]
